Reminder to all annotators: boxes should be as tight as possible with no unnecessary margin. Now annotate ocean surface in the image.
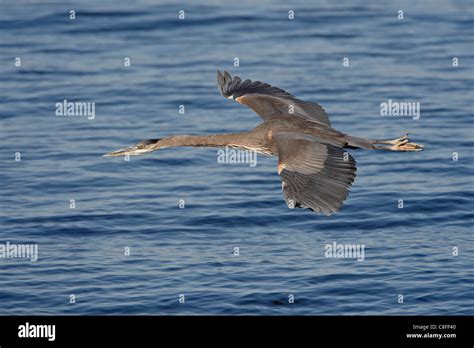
[0,0,473,315]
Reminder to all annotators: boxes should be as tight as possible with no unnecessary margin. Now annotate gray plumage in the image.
[104,70,423,216]
[217,70,331,126]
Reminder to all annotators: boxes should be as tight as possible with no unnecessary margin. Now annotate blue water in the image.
[0,0,473,315]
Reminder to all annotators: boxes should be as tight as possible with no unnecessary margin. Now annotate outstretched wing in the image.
[275,133,356,215]
[217,70,331,126]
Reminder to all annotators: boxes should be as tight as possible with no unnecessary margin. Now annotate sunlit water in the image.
[0,0,473,315]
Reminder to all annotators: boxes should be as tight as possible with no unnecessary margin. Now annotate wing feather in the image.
[275,133,356,215]
[217,70,331,126]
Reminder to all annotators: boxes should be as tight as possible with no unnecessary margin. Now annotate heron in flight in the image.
[104,70,423,215]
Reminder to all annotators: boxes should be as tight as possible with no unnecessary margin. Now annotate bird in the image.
[104,70,423,216]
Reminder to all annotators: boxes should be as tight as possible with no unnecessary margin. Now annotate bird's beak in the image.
[103,144,153,157]
[103,145,139,157]
[103,139,161,157]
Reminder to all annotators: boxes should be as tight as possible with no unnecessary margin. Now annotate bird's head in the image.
[103,139,162,157]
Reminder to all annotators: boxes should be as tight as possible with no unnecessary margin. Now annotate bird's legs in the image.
[373,134,424,152]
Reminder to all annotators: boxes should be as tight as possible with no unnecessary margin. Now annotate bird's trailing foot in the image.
[389,134,424,151]
[374,134,424,152]
[383,134,409,145]
[390,140,424,152]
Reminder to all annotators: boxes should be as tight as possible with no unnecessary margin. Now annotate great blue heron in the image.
[104,70,423,215]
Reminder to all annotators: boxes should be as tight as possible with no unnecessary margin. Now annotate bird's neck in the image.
[157,132,257,150]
